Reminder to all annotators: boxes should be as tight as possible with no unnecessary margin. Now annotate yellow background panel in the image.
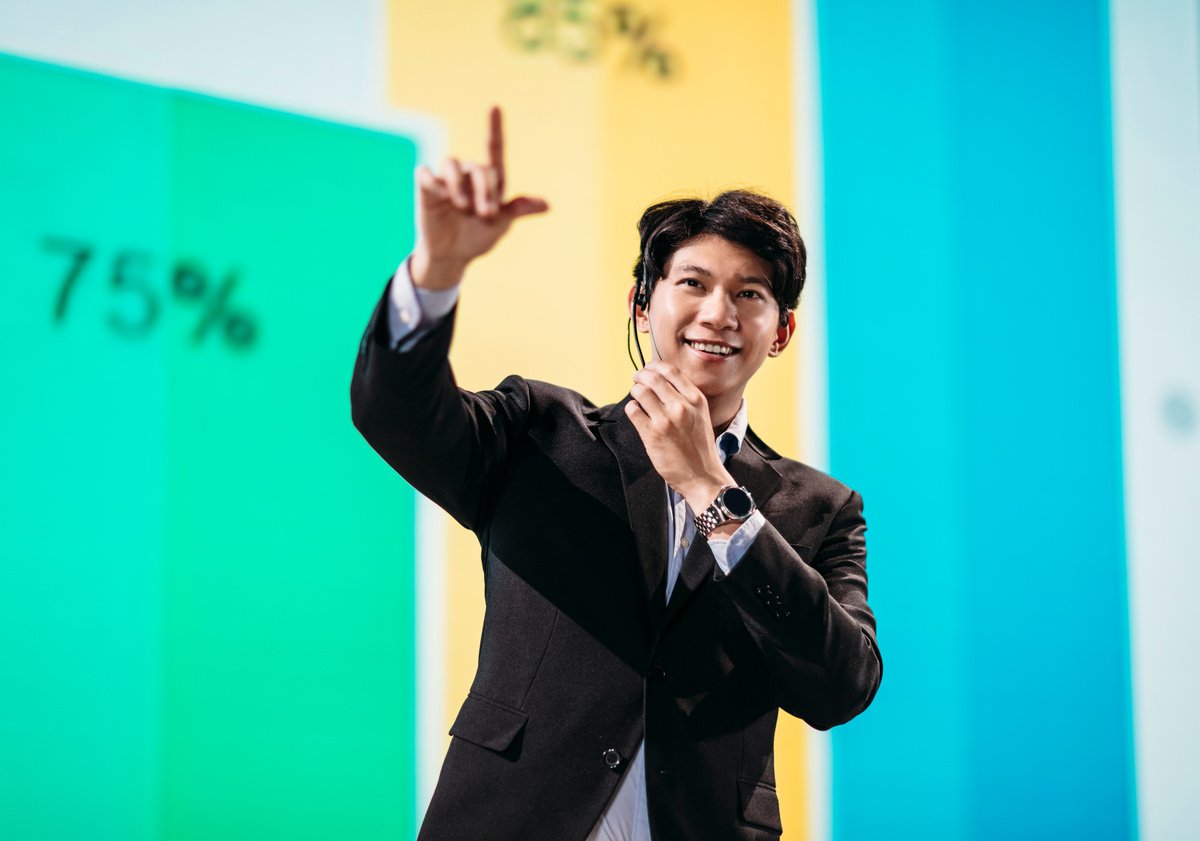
[388,1,812,835]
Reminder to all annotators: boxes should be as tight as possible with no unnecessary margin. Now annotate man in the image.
[350,108,881,841]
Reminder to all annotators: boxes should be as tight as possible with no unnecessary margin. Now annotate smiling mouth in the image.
[683,339,740,357]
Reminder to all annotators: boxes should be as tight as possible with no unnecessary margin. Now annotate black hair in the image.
[632,189,806,327]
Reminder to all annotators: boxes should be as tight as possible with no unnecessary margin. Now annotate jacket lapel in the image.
[596,398,670,624]
[725,431,784,515]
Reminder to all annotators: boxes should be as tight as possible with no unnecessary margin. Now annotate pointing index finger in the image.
[488,106,506,200]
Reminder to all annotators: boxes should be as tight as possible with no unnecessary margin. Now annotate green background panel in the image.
[0,54,420,841]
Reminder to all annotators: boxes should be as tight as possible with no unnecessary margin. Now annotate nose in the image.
[698,288,737,330]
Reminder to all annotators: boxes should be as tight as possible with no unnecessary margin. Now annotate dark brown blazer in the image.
[350,280,882,841]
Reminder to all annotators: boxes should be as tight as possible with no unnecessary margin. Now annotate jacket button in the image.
[648,665,667,680]
[602,748,623,769]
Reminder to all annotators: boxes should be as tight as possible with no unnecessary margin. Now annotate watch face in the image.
[721,487,755,518]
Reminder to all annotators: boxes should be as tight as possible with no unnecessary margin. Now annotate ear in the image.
[768,310,795,357]
[627,284,650,332]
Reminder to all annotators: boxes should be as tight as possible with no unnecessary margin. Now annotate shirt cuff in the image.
[707,510,766,575]
[386,255,461,351]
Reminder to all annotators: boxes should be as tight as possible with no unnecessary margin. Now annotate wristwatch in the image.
[694,485,756,538]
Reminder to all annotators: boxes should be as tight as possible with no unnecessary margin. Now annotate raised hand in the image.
[412,106,549,290]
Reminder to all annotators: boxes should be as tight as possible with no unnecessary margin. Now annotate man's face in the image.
[635,234,791,410]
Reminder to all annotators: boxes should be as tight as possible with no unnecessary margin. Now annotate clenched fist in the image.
[625,361,740,535]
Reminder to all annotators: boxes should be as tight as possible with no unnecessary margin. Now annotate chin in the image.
[689,372,735,398]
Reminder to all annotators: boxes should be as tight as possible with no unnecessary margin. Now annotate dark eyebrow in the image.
[672,263,770,288]
[673,262,712,277]
[738,276,771,289]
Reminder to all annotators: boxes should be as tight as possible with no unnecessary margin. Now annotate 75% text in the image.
[43,236,259,351]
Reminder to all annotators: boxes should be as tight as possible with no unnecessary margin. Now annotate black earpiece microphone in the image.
[626,241,653,371]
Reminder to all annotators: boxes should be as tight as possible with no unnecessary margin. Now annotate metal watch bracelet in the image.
[694,484,751,538]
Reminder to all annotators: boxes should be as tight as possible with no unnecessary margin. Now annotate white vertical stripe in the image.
[804,728,832,841]
[792,1,832,840]
[793,0,829,480]
[1109,1,1200,839]
[378,0,452,823]
[414,496,447,829]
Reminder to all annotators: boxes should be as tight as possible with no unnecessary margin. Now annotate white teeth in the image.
[687,341,733,356]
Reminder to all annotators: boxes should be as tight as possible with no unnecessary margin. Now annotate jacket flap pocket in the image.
[449,694,528,753]
[737,778,782,833]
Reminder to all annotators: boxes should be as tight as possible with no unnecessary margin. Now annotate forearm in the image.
[386,254,461,351]
[351,275,526,531]
[715,493,881,729]
[352,278,466,472]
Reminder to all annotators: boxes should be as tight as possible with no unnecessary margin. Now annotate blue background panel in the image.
[816,1,1135,839]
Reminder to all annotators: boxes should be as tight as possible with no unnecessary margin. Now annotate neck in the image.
[707,395,742,435]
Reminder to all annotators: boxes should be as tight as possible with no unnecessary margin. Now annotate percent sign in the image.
[171,262,257,348]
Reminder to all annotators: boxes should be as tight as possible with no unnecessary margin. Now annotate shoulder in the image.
[485,374,603,426]
[745,425,859,511]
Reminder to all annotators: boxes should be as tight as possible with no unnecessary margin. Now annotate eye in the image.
[679,277,704,288]
[738,289,764,300]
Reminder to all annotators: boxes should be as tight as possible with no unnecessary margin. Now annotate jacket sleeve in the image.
[349,277,530,532]
[715,489,882,730]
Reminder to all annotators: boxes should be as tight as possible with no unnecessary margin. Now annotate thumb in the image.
[501,195,550,220]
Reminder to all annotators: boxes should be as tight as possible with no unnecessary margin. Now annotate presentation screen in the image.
[1,53,423,841]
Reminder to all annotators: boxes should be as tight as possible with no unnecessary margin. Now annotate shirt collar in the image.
[717,400,749,461]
